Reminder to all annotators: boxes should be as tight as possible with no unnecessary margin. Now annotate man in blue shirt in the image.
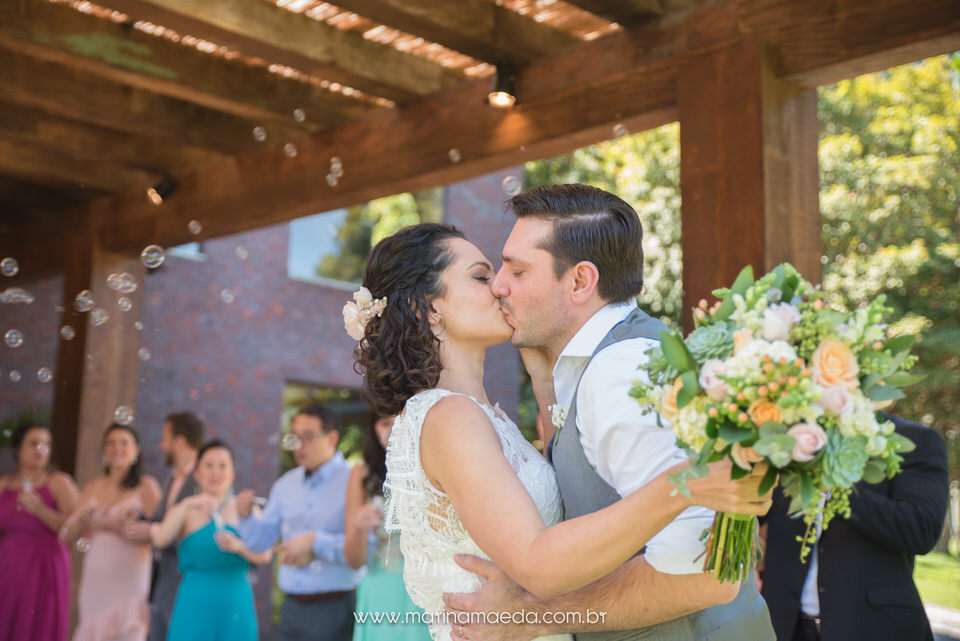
[237,405,363,641]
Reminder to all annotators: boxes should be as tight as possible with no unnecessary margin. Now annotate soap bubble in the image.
[4,329,23,348]
[501,175,522,196]
[0,258,18,277]
[113,406,134,426]
[90,308,109,327]
[74,290,95,312]
[140,245,165,269]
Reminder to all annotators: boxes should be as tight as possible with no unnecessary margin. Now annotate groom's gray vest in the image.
[546,307,774,641]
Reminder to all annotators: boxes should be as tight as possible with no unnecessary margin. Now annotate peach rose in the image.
[817,385,854,416]
[731,443,765,470]
[786,422,828,462]
[810,338,860,390]
[733,330,754,355]
[748,399,783,426]
[661,378,684,421]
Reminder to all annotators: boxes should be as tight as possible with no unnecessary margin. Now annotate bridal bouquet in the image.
[630,264,920,583]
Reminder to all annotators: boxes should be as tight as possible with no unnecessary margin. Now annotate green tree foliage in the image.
[524,55,960,467]
[526,123,685,329]
[315,188,444,283]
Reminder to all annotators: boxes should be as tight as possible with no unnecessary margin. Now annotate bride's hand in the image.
[519,347,555,385]
[681,460,774,516]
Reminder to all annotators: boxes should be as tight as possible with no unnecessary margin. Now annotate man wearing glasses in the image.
[237,405,362,641]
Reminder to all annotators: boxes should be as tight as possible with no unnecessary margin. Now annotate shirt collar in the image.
[301,451,344,485]
[556,301,637,361]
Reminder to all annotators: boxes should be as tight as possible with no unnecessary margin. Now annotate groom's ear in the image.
[569,261,600,304]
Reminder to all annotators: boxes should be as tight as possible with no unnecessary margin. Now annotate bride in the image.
[347,223,770,640]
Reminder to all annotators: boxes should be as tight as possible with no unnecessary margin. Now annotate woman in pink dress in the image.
[60,423,161,641]
[0,420,79,641]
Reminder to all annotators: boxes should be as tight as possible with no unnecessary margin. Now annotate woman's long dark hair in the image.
[355,223,465,417]
[102,423,144,490]
[362,418,388,498]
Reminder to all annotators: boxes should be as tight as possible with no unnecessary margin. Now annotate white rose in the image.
[761,303,802,342]
[817,386,854,416]
[353,286,373,306]
[698,359,730,402]
[342,303,364,341]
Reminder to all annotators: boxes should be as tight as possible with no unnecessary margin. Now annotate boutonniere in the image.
[549,404,569,431]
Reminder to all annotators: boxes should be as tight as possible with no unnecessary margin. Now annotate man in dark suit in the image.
[760,414,949,641]
[125,412,204,641]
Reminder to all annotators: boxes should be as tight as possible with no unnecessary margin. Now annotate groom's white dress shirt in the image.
[552,301,715,575]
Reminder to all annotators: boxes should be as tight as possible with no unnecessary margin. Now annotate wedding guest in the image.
[61,423,161,641]
[124,412,203,641]
[0,419,79,641]
[236,405,362,641]
[153,440,270,641]
[761,414,949,641]
[346,416,430,641]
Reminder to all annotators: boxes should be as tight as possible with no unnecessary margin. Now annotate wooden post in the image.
[678,43,820,334]
[51,234,145,483]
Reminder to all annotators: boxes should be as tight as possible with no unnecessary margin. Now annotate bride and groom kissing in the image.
[345,183,776,641]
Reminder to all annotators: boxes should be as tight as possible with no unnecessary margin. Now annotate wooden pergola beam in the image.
[329,0,579,63]
[0,138,157,192]
[0,101,227,174]
[0,0,374,127]
[562,0,664,25]
[5,0,959,264]
[101,0,467,102]
[0,45,311,154]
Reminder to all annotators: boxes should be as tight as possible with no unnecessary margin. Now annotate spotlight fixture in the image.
[488,62,517,109]
[146,176,176,206]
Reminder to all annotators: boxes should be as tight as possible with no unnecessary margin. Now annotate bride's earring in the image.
[430,313,441,323]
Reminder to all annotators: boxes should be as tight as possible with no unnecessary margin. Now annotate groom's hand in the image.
[443,554,538,641]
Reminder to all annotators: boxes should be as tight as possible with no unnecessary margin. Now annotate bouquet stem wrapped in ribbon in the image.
[631,264,920,583]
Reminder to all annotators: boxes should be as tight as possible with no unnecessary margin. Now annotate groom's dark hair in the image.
[507,184,644,303]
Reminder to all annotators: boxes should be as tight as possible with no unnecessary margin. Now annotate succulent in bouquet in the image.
[630,264,920,583]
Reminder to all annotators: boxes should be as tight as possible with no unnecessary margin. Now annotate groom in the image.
[444,184,774,640]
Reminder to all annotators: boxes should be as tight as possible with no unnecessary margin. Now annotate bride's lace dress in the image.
[384,388,572,641]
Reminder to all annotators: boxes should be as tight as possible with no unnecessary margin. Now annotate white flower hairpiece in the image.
[343,286,387,341]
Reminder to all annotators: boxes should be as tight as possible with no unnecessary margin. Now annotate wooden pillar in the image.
[51,234,145,483]
[678,42,820,334]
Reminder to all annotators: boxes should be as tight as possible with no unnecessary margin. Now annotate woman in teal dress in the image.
[152,440,271,641]
[346,417,431,641]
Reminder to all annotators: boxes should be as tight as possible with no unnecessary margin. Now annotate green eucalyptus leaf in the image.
[659,330,697,373]
[866,384,905,402]
[677,370,701,408]
[885,334,915,354]
[882,372,925,387]
[719,421,755,444]
[862,460,886,484]
[888,432,916,454]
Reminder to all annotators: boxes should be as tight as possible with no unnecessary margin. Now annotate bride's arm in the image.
[421,396,766,600]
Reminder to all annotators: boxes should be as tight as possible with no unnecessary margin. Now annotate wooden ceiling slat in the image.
[328,0,579,63]
[0,46,312,154]
[102,0,467,102]
[562,0,664,25]
[0,102,228,174]
[0,138,156,192]
[0,176,103,217]
[0,0,375,128]
[3,0,959,267]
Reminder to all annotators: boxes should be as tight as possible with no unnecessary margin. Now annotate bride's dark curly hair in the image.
[355,223,465,416]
